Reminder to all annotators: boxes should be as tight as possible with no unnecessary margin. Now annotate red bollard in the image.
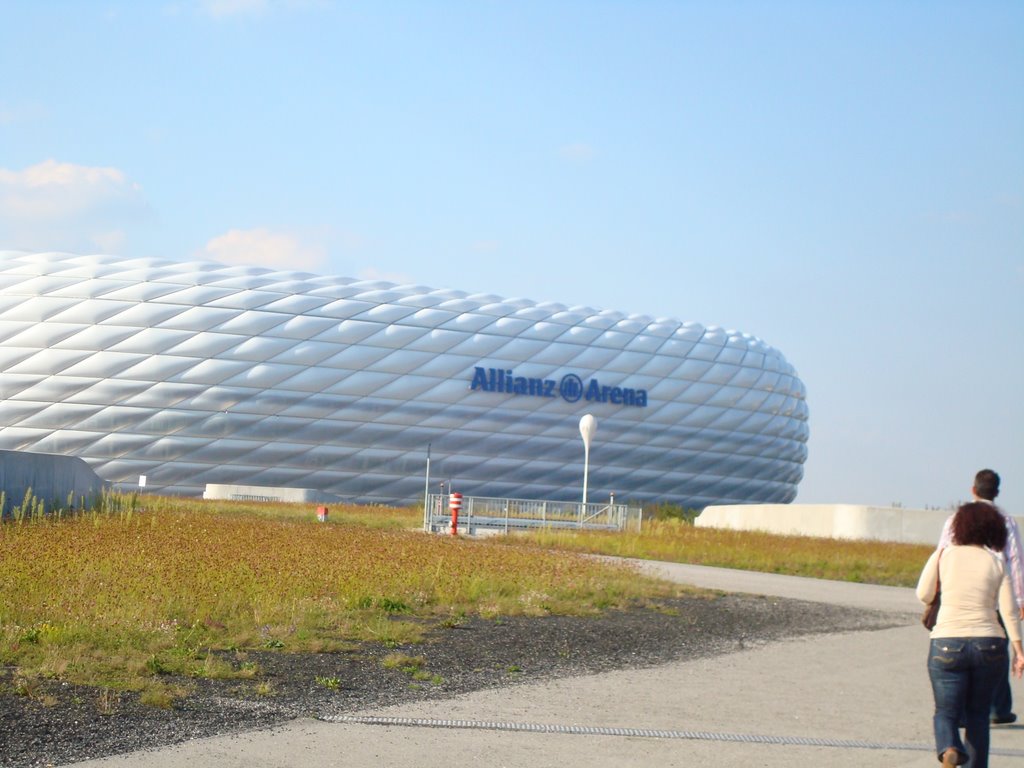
[449,492,463,536]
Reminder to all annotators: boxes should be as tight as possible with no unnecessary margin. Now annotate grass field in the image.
[517,518,934,587]
[0,495,676,698]
[0,494,933,702]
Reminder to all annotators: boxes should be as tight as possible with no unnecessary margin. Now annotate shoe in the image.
[941,747,967,766]
[992,712,1017,725]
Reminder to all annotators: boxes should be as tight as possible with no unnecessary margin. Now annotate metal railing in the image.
[424,493,643,535]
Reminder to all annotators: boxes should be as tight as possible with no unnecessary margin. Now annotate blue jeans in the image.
[928,636,1007,767]
[990,615,1013,719]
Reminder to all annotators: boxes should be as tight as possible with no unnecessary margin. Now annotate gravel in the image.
[0,593,902,767]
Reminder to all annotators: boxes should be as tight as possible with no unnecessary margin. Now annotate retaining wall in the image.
[202,484,338,504]
[694,504,956,545]
[0,449,108,517]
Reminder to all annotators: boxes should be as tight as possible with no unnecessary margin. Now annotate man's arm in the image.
[937,514,955,549]
[1002,514,1024,618]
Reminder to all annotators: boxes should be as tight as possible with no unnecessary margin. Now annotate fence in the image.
[423,493,643,535]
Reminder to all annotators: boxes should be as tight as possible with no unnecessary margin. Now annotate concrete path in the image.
[70,560,1024,767]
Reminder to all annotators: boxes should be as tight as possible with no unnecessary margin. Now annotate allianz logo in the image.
[469,366,648,408]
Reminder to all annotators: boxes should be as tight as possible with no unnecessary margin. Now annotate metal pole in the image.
[582,441,590,505]
[579,414,597,521]
[423,443,431,532]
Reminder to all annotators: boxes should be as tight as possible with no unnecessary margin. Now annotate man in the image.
[938,469,1024,725]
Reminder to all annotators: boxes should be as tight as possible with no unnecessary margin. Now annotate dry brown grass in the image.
[1,493,932,698]
[0,497,672,691]
[515,518,933,587]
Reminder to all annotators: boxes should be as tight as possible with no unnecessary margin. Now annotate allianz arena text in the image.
[0,251,809,507]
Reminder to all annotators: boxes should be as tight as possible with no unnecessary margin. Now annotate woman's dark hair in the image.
[953,501,1007,550]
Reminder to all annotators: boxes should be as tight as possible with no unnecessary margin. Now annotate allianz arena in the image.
[0,251,809,507]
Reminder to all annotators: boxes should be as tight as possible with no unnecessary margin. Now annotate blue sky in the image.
[2,1,1021,512]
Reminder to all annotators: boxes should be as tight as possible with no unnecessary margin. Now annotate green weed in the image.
[314,675,341,691]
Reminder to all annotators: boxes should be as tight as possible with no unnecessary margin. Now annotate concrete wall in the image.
[203,484,338,504]
[694,503,957,545]
[0,449,108,517]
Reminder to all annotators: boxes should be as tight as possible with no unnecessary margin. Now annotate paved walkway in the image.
[71,560,1024,767]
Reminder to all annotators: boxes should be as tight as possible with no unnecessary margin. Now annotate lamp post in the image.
[579,414,597,506]
[422,443,431,532]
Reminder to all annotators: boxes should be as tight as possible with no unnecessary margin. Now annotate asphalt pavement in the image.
[69,559,1024,767]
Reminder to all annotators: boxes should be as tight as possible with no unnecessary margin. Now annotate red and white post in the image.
[449,492,463,536]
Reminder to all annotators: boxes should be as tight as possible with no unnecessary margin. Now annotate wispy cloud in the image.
[470,239,500,253]
[186,0,328,21]
[197,0,329,19]
[202,227,327,271]
[0,159,150,253]
[559,142,596,163]
[356,266,417,285]
[198,0,268,18]
[0,102,47,126]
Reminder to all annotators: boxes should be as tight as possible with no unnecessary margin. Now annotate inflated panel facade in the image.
[0,251,809,507]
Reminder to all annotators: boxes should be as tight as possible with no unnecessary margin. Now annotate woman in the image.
[918,501,1024,766]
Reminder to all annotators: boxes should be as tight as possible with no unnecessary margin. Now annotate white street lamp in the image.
[579,414,597,505]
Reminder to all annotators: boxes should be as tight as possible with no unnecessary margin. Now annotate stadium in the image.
[0,251,809,507]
